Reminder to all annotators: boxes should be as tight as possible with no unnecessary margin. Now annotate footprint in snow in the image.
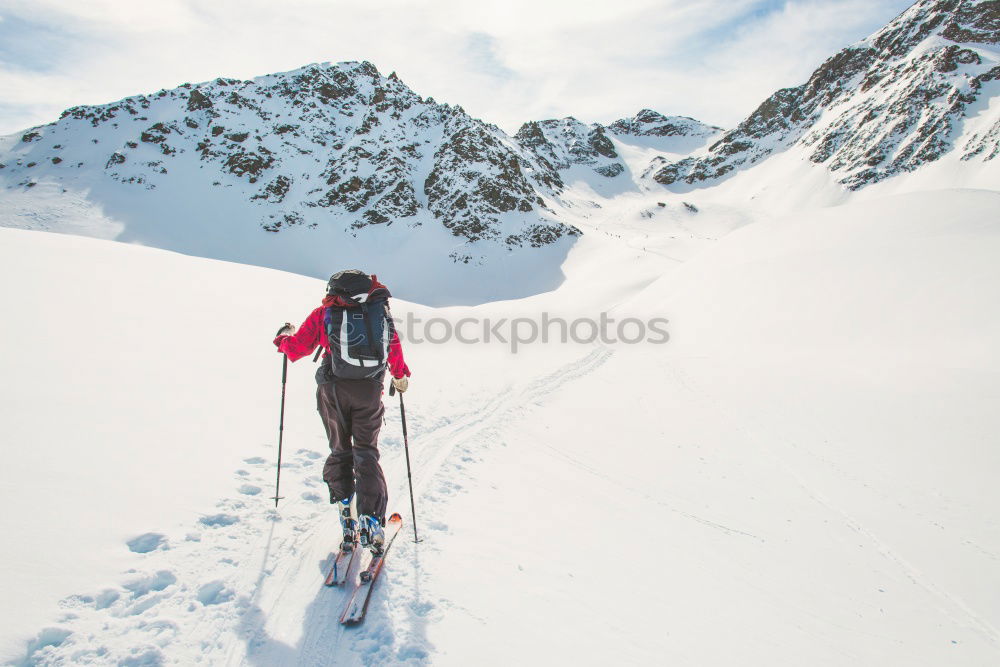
[124,570,177,598]
[238,484,261,496]
[18,627,72,666]
[410,600,436,617]
[197,580,235,606]
[118,647,164,666]
[396,643,431,662]
[199,514,239,528]
[301,491,323,502]
[95,589,120,609]
[126,533,167,554]
[243,456,267,465]
[62,589,119,610]
[296,448,322,459]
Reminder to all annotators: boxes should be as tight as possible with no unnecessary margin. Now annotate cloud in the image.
[464,32,516,81]
[0,0,916,136]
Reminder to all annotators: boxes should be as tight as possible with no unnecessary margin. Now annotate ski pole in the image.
[392,383,420,542]
[272,353,288,507]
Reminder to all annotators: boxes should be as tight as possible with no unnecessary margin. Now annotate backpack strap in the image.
[359,302,384,363]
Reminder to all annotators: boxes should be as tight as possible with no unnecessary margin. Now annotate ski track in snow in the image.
[13,346,614,666]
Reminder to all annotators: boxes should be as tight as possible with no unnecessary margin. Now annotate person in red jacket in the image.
[274,270,410,553]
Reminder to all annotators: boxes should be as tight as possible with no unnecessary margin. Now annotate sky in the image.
[0,0,916,136]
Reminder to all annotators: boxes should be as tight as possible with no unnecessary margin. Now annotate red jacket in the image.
[273,305,410,379]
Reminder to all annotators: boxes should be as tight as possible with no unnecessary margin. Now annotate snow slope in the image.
[407,188,1000,665]
[2,186,999,665]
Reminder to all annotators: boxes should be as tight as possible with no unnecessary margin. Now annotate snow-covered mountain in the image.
[0,60,728,303]
[4,0,996,304]
[516,111,720,186]
[653,0,1000,191]
[4,61,577,246]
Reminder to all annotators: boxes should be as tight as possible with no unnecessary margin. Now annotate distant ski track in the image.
[387,346,616,503]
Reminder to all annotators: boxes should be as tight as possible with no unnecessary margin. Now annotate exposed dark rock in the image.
[252,174,292,202]
[595,163,625,177]
[187,89,213,111]
[935,45,983,72]
[225,151,274,178]
[140,123,170,143]
[609,109,721,138]
[942,0,1000,43]
[588,127,617,158]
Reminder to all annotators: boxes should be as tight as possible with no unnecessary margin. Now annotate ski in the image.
[339,513,404,625]
[324,543,359,587]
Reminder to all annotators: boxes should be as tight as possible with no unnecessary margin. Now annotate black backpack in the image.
[323,270,393,380]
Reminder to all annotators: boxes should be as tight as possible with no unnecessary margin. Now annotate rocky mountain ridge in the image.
[654,0,1000,190]
[4,61,586,253]
[1,62,723,263]
[515,111,720,182]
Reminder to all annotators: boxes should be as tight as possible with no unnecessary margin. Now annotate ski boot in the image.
[338,498,357,551]
[358,514,385,555]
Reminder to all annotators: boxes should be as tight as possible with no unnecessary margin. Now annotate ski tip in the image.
[388,512,403,524]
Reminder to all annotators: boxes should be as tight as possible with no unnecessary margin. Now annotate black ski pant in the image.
[317,379,388,522]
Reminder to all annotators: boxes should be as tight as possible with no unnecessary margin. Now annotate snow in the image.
[2,183,999,664]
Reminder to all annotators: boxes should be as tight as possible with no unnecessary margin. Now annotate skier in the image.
[273,270,410,554]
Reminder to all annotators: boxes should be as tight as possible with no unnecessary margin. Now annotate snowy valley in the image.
[1,0,1000,665]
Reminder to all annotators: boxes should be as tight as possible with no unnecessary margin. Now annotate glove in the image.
[392,376,409,393]
[276,322,296,337]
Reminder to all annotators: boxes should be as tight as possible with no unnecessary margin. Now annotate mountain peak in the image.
[652,0,1000,191]
[865,0,999,58]
[608,110,721,138]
